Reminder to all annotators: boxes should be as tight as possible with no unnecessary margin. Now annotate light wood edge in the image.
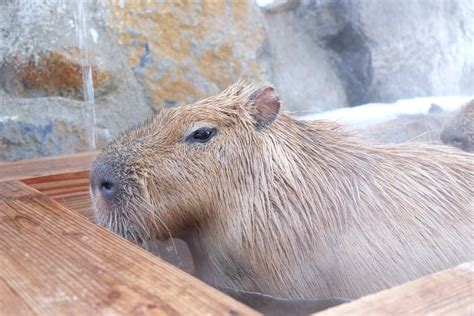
[0,151,97,182]
[315,262,474,315]
[0,180,260,315]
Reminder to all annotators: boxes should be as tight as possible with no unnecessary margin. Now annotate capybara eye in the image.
[100,181,114,191]
[186,127,217,143]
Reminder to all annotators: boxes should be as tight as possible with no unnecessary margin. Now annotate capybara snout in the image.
[90,160,121,201]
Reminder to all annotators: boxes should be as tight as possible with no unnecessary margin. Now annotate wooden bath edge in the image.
[0,152,472,315]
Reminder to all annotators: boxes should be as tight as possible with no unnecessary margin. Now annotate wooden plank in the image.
[0,181,258,315]
[21,169,93,220]
[0,277,35,316]
[315,262,474,316]
[23,171,91,198]
[54,193,93,221]
[0,152,96,182]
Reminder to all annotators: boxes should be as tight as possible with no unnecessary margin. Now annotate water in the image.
[74,0,97,150]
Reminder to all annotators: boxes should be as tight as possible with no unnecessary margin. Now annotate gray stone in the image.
[263,3,348,113]
[0,82,153,161]
[97,1,272,110]
[261,0,474,107]
[2,0,473,160]
[0,0,153,161]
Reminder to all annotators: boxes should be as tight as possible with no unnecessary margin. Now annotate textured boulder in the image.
[263,5,348,113]
[0,0,273,160]
[261,0,474,107]
[2,0,473,160]
[0,86,153,161]
[1,50,113,100]
[0,114,90,160]
[0,1,153,160]
[99,1,272,109]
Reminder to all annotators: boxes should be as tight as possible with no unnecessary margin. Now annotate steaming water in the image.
[74,0,97,150]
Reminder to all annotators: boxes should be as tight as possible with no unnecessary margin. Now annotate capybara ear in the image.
[247,86,281,128]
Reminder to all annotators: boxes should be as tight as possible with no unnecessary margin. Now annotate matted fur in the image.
[91,82,473,300]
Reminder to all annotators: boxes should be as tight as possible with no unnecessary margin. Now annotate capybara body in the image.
[359,104,449,144]
[91,83,473,300]
[441,100,474,152]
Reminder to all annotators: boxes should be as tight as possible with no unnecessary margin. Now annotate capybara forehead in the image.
[109,82,260,152]
[157,102,240,131]
[131,102,239,144]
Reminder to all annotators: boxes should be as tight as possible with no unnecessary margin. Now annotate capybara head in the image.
[440,100,474,152]
[90,82,280,243]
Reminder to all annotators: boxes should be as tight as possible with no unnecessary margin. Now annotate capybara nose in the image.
[90,165,120,199]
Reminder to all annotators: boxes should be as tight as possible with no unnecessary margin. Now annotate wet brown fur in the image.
[92,82,473,300]
[441,100,474,152]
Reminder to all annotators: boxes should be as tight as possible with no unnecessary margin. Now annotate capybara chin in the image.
[441,99,474,152]
[90,82,473,300]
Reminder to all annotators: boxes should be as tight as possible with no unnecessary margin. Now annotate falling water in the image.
[74,0,97,150]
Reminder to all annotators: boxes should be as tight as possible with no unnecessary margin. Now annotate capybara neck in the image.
[184,113,472,300]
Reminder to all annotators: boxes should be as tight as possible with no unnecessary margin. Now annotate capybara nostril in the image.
[90,165,120,199]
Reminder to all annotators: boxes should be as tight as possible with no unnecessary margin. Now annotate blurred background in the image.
[0,0,473,161]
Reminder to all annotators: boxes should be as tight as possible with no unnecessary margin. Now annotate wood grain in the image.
[315,262,474,316]
[0,153,95,219]
[21,169,94,220]
[0,277,35,316]
[0,152,96,182]
[54,193,93,221]
[0,181,258,316]
[22,171,91,198]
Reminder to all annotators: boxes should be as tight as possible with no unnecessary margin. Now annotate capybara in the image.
[441,100,474,152]
[359,104,449,144]
[90,82,473,300]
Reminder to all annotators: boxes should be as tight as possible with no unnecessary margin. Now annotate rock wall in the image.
[1,0,473,160]
[0,0,153,160]
[263,3,347,113]
[261,0,474,110]
[0,0,270,160]
[99,0,271,109]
